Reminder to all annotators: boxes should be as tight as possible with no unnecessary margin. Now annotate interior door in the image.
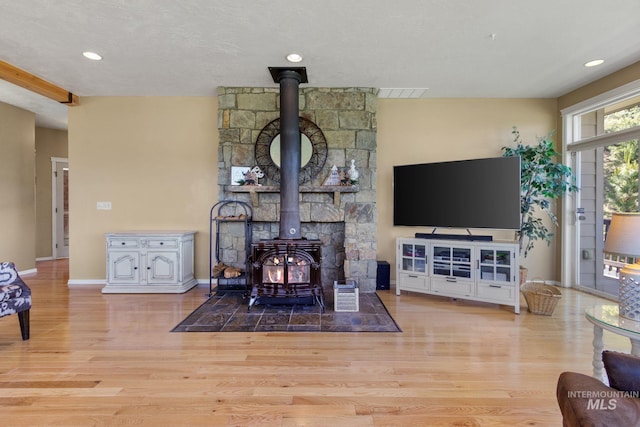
[55,160,69,258]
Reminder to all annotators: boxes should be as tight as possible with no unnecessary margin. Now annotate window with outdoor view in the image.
[564,87,640,297]
[603,102,640,279]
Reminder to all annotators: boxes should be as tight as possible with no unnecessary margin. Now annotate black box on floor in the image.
[376,261,390,290]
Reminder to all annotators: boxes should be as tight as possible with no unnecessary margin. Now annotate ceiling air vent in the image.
[377,88,429,98]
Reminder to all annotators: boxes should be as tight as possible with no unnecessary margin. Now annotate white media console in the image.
[395,236,520,314]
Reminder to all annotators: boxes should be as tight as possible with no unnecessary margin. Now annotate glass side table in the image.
[585,304,640,383]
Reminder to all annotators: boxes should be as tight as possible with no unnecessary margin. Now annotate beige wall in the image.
[67,96,559,283]
[68,97,218,281]
[376,98,558,281]
[0,102,36,271]
[70,92,640,286]
[35,127,68,259]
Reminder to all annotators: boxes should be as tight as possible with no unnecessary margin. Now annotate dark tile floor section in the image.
[172,291,401,333]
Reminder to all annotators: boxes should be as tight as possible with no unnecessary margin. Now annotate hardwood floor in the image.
[1,259,630,426]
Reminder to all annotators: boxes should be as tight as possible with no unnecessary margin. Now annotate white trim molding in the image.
[568,126,640,152]
[561,78,640,116]
[67,279,106,286]
[51,157,69,259]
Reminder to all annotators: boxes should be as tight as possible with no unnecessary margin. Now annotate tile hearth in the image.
[172,292,400,333]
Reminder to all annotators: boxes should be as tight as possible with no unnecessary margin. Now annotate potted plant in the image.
[502,127,578,283]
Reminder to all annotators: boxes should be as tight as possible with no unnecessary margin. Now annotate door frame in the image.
[561,78,640,290]
[51,156,69,259]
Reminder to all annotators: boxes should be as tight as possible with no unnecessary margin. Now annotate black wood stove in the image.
[249,239,324,310]
[248,67,325,311]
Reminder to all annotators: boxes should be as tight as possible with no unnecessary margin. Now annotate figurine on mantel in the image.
[323,165,341,186]
[242,166,264,186]
[348,159,359,185]
[338,160,359,186]
[323,162,359,186]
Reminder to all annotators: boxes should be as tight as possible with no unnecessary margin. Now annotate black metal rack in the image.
[209,200,252,297]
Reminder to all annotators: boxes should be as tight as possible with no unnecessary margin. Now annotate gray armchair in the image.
[0,262,31,340]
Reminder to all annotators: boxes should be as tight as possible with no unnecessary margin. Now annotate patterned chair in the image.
[0,262,31,340]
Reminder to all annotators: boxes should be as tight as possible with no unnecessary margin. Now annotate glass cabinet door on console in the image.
[430,243,474,297]
[431,245,473,279]
[396,239,429,295]
[478,247,514,283]
[400,241,427,273]
[475,245,518,306]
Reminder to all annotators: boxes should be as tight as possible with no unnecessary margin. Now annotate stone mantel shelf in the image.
[224,185,359,207]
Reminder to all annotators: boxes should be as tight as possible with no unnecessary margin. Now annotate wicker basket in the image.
[521,281,562,316]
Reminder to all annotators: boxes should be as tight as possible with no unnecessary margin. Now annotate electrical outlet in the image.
[97,201,112,210]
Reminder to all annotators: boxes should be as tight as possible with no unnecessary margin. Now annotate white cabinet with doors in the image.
[397,239,429,292]
[476,245,519,306]
[396,237,520,313]
[103,231,197,294]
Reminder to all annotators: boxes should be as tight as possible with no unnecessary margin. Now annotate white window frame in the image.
[561,78,640,288]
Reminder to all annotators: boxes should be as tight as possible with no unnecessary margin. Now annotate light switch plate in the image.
[97,201,112,210]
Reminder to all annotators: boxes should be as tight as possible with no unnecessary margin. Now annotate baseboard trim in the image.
[36,256,54,261]
[573,284,618,302]
[67,279,106,286]
[19,268,38,276]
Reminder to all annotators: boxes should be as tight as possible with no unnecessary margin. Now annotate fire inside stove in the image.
[263,255,310,284]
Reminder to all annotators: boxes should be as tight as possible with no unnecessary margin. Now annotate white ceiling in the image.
[1,0,640,130]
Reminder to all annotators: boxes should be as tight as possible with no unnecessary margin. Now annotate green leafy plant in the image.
[502,127,578,258]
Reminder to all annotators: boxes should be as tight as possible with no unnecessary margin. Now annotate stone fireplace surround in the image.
[217,86,378,292]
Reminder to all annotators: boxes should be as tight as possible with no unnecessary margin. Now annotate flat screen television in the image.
[393,156,521,230]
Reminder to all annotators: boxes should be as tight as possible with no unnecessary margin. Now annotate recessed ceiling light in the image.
[286,53,303,63]
[82,51,103,61]
[584,59,604,67]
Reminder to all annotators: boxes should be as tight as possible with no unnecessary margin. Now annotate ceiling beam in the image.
[0,60,79,106]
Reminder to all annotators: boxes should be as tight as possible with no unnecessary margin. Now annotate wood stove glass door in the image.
[262,255,285,284]
[261,254,311,285]
[288,258,309,284]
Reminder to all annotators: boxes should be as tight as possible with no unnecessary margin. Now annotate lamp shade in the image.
[604,212,640,257]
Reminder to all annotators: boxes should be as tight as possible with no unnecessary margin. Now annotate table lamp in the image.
[604,212,640,321]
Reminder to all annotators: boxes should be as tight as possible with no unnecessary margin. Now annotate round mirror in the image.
[255,117,328,184]
[269,134,313,168]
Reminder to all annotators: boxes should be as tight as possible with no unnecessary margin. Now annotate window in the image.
[562,81,640,296]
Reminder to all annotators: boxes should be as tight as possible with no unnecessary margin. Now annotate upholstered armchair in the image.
[557,351,640,426]
[0,262,31,340]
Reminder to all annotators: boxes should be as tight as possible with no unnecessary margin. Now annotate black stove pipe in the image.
[276,69,302,239]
